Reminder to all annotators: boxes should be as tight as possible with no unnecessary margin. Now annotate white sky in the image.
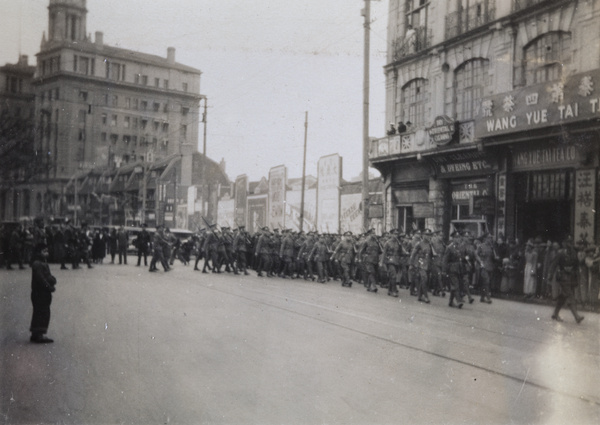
[0,0,388,182]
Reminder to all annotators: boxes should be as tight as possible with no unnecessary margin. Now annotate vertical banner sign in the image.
[340,193,363,235]
[574,169,596,244]
[317,154,342,233]
[285,188,317,232]
[234,175,248,229]
[496,173,506,238]
[268,165,287,229]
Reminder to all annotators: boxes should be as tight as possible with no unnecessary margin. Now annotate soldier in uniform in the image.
[7,224,26,270]
[309,234,330,283]
[270,229,282,276]
[475,233,497,303]
[117,225,129,265]
[233,226,250,275]
[430,230,447,297]
[279,229,296,278]
[551,237,584,323]
[297,231,316,281]
[409,229,437,303]
[380,229,408,297]
[221,227,235,273]
[255,227,273,277]
[358,229,381,293]
[332,231,355,287]
[443,231,465,308]
[149,226,171,272]
[459,232,476,304]
[202,225,220,273]
[408,232,422,296]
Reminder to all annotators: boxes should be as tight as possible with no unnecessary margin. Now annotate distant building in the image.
[1,0,205,224]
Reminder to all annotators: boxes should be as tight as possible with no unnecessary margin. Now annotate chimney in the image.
[95,31,103,46]
[167,47,176,64]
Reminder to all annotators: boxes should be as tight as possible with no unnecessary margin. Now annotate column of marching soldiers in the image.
[2,220,498,309]
[182,224,496,309]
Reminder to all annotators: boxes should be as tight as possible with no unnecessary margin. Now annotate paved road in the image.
[1,260,598,424]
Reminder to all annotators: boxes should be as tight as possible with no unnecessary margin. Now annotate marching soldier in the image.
[136,223,151,267]
[297,231,316,281]
[255,227,273,277]
[475,233,496,304]
[551,237,584,324]
[409,229,436,303]
[202,224,220,273]
[380,229,408,297]
[149,225,171,272]
[308,234,330,283]
[358,229,381,293]
[430,230,447,297]
[459,232,476,304]
[233,226,250,275]
[332,231,356,287]
[443,231,465,308]
[279,229,296,278]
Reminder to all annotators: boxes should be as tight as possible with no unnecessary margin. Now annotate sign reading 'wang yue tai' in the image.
[474,69,600,138]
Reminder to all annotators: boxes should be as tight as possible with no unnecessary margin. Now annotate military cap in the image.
[343,231,353,236]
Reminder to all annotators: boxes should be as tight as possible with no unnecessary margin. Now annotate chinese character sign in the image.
[268,165,287,229]
[234,175,248,228]
[574,169,596,244]
[317,154,342,233]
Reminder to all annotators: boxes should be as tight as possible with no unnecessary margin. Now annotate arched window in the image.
[454,58,489,121]
[401,78,429,127]
[524,31,571,85]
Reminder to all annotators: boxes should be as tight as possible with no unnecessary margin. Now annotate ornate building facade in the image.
[371,0,600,245]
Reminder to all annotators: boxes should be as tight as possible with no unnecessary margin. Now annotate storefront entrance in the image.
[517,200,571,243]
[514,170,573,243]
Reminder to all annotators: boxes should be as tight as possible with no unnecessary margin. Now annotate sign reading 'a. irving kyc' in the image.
[474,69,600,138]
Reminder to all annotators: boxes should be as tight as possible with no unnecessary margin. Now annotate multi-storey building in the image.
[3,0,204,224]
[371,0,600,245]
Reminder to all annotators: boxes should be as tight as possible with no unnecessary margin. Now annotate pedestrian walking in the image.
[29,242,56,343]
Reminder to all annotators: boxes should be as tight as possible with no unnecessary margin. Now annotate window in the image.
[123,135,131,145]
[132,135,138,146]
[162,123,169,133]
[182,82,188,92]
[124,116,130,128]
[455,59,489,121]
[111,115,117,126]
[132,118,138,129]
[125,98,131,109]
[142,75,148,85]
[101,132,107,142]
[164,79,169,89]
[74,56,94,75]
[110,134,118,145]
[529,171,569,201]
[101,113,108,125]
[133,99,139,110]
[78,90,88,102]
[397,206,424,233]
[182,107,190,116]
[141,100,148,111]
[105,60,125,81]
[55,88,60,100]
[181,124,188,139]
[524,31,571,85]
[112,95,118,107]
[401,78,429,127]
[135,74,140,84]
[153,102,160,112]
[155,78,160,87]
[153,120,160,132]
[141,119,148,130]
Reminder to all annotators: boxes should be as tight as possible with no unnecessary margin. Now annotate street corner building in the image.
[370,0,600,246]
[0,0,228,228]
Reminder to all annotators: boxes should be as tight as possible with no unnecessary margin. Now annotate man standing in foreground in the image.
[30,242,57,343]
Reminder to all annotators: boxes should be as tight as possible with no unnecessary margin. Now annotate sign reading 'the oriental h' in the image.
[428,115,456,146]
[474,69,600,138]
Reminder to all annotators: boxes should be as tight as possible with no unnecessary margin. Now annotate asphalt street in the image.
[1,258,599,425]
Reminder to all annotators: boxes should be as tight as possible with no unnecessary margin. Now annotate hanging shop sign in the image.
[511,144,581,172]
[573,168,596,245]
[451,181,491,202]
[431,151,497,178]
[428,115,457,146]
[475,69,600,138]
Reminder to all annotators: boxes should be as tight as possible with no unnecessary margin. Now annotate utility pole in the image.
[201,97,208,221]
[300,111,308,232]
[362,0,372,231]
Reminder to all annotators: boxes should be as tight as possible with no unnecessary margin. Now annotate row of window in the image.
[398,31,570,125]
[40,53,190,92]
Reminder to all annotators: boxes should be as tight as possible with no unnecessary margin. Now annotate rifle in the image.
[201,216,219,239]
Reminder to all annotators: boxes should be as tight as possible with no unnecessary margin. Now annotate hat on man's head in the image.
[343,231,353,236]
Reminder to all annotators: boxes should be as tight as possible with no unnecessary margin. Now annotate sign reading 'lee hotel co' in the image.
[474,69,600,138]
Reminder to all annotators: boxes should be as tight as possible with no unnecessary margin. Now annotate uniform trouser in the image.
[364,262,378,290]
[257,253,272,275]
[385,263,400,293]
[236,251,247,273]
[447,273,464,304]
[7,247,24,268]
[270,254,281,274]
[150,249,168,271]
[30,291,52,335]
[479,269,493,300]
[137,248,148,266]
[341,262,352,285]
[553,280,580,319]
[415,268,430,300]
[409,266,419,293]
[315,261,326,281]
[460,271,474,300]
[430,263,446,294]
[281,256,294,277]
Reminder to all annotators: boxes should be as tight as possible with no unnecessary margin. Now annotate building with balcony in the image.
[372,0,600,245]
[1,0,204,224]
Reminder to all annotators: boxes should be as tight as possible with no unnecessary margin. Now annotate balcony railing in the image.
[445,1,496,40]
[513,0,558,12]
[392,26,432,61]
